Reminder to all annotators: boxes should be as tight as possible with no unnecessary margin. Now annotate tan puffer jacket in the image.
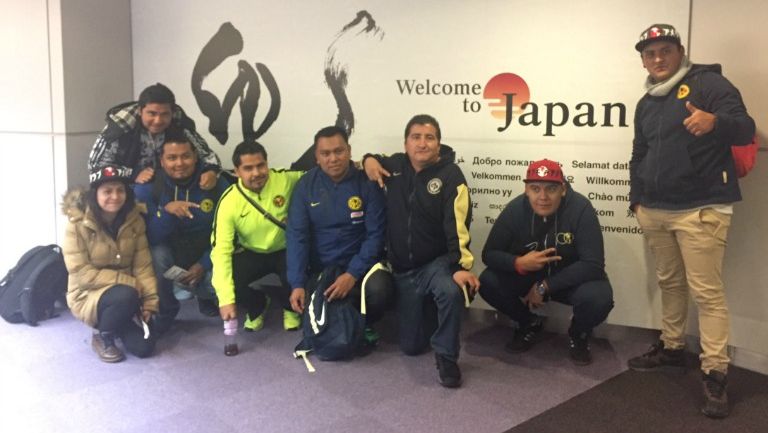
[61,188,159,327]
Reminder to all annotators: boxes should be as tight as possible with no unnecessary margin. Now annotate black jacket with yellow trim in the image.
[370,146,473,273]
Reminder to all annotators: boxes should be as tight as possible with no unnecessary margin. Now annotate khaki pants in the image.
[636,206,731,374]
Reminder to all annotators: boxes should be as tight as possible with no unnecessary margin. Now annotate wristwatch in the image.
[536,281,547,296]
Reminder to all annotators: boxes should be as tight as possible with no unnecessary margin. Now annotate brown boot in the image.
[92,331,125,363]
[701,370,729,418]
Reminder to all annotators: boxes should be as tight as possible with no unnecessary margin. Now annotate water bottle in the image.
[223,318,239,356]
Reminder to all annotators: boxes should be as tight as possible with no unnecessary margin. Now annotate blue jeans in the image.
[394,256,464,361]
[151,244,216,332]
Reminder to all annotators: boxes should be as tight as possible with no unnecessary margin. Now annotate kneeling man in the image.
[287,126,392,349]
[479,159,614,365]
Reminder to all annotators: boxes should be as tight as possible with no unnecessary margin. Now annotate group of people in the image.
[60,23,754,418]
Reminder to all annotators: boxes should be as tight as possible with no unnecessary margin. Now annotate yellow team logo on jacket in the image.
[273,195,286,208]
[347,196,363,211]
[200,198,214,213]
[556,232,574,245]
[677,84,690,99]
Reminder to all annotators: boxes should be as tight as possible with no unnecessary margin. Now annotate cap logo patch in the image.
[536,167,549,177]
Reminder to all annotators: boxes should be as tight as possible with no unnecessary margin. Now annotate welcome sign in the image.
[131,0,691,328]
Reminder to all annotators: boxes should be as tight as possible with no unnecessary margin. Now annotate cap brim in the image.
[635,36,681,52]
[523,179,564,183]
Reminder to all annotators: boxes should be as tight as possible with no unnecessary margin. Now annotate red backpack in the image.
[732,135,759,178]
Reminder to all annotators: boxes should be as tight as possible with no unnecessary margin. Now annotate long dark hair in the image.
[86,181,136,237]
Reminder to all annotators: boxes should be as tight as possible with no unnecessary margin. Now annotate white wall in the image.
[690,0,768,373]
[0,0,60,272]
[0,0,133,273]
[128,0,768,373]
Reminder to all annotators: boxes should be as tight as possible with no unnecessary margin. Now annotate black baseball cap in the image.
[635,24,682,52]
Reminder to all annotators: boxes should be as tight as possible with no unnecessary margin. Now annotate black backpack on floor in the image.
[294,266,365,362]
[0,244,68,326]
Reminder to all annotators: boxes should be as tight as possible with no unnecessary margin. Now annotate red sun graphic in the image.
[483,73,530,120]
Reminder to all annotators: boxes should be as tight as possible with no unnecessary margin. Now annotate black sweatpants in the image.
[479,268,614,336]
[232,249,291,319]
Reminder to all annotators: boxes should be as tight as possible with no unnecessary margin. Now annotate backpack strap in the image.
[235,182,286,230]
[151,170,167,205]
[360,261,391,315]
[293,350,316,373]
[0,245,58,287]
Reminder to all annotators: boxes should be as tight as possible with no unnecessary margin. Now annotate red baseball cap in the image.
[524,159,565,183]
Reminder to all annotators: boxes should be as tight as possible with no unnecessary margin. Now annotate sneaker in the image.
[243,312,265,332]
[243,296,270,332]
[701,370,729,418]
[355,327,380,357]
[363,326,380,346]
[283,309,301,331]
[435,353,462,388]
[627,340,686,371]
[505,316,544,353]
[197,298,219,317]
[92,331,125,363]
[569,332,592,366]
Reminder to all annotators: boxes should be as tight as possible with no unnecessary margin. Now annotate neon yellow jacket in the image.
[210,169,303,305]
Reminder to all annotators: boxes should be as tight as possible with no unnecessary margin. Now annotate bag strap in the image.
[235,182,286,230]
[293,350,316,373]
[151,170,166,205]
[360,261,391,315]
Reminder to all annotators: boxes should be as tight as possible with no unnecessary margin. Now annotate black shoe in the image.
[701,370,729,418]
[197,298,219,317]
[569,332,592,366]
[92,331,125,363]
[505,317,544,353]
[435,353,462,388]
[627,340,686,371]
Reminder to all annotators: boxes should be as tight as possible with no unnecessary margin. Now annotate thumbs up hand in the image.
[683,101,716,136]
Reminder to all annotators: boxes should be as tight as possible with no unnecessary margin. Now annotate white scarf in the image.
[644,56,692,96]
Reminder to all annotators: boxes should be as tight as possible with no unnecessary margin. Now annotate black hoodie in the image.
[482,187,607,294]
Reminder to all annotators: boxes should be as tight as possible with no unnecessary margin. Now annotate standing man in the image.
[364,114,479,388]
[210,141,303,332]
[479,159,613,365]
[628,24,755,418]
[89,83,221,188]
[134,128,229,333]
[287,126,392,347]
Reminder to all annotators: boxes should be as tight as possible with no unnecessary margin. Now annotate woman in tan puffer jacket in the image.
[62,166,159,362]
